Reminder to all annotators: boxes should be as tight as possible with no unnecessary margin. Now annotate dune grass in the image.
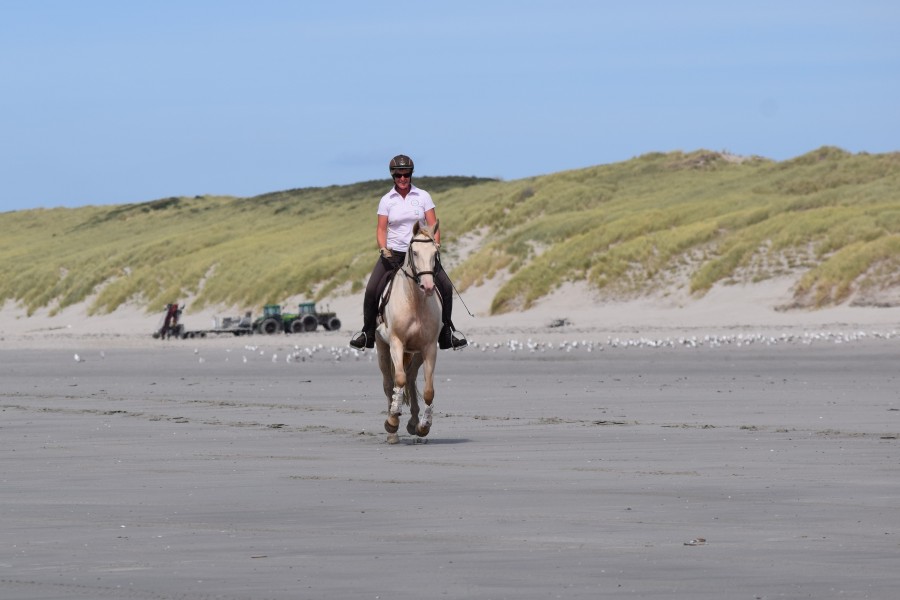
[1,147,898,317]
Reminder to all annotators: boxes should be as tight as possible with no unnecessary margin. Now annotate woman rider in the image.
[349,154,467,350]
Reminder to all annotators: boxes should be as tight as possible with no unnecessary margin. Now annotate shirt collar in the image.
[389,184,420,199]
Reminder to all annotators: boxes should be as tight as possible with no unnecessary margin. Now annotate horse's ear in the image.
[413,221,421,235]
[433,219,439,236]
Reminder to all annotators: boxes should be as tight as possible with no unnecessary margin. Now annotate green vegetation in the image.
[1,147,898,316]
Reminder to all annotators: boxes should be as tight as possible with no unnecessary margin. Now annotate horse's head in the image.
[408,220,440,296]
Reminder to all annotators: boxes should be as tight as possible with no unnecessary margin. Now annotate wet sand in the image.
[2,333,900,599]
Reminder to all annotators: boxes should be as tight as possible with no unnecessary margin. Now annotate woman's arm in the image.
[376,214,389,251]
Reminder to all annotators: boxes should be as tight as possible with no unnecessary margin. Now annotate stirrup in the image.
[450,329,468,349]
[349,330,375,349]
[439,325,467,350]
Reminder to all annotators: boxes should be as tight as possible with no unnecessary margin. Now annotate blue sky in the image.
[1,1,897,212]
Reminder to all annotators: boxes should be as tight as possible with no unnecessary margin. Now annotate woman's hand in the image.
[380,248,402,270]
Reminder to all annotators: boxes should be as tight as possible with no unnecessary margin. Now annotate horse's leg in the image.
[406,353,423,436]
[382,337,407,442]
[377,338,401,441]
[416,343,438,437]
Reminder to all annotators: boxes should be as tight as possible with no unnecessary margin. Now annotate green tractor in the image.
[253,302,342,335]
[306,301,341,331]
[282,302,342,333]
[252,304,287,335]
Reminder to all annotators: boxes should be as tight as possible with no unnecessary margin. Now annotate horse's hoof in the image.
[406,417,419,436]
[416,424,431,438]
[386,433,400,445]
[384,420,399,434]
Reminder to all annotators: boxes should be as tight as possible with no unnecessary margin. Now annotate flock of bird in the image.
[458,329,900,353]
[73,329,898,364]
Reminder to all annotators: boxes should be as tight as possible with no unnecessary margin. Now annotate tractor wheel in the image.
[326,317,341,331]
[259,318,280,335]
[290,319,305,334]
[302,315,318,332]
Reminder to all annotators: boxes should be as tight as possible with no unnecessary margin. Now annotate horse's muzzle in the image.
[415,270,436,297]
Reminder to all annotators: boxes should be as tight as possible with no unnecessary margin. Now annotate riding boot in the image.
[350,319,377,349]
[436,269,467,350]
[349,291,379,349]
[439,321,468,350]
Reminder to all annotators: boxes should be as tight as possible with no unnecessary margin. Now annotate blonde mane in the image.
[412,223,436,241]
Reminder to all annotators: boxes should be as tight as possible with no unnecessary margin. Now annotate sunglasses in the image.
[392,171,412,179]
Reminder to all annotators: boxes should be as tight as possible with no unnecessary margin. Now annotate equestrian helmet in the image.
[389,154,414,175]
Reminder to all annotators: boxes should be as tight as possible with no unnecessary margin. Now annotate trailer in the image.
[152,306,254,339]
[181,311,256,338]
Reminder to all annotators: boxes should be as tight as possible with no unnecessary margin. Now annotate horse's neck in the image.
[397,272,425,306]
[390,270,434,315]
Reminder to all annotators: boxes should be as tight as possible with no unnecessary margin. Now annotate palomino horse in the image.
[376,221,443,444]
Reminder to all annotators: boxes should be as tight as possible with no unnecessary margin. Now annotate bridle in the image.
[402,234,439,286]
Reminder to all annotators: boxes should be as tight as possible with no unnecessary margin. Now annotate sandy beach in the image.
[3,279,900,599]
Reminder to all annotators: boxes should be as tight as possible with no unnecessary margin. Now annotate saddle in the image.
[375,268,399,325]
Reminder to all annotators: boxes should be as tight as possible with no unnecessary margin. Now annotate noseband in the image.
[403,234,439,285]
